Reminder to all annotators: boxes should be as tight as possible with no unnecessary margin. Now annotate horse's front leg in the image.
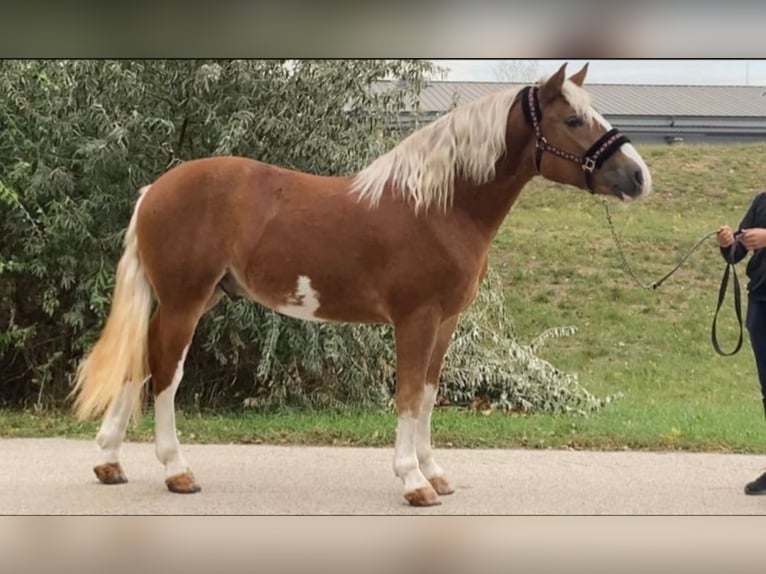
[392,308,442,507]
[417,314,459,496]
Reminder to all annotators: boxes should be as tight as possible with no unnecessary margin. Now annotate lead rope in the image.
[599,196,743,356]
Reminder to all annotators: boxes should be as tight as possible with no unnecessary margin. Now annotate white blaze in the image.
[593,110,652,198]
[621,141,653,198]
[277,275,325,322]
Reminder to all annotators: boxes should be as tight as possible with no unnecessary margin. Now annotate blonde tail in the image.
[71,186,153,423]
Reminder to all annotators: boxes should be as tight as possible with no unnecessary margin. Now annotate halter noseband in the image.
[520,86,631,193]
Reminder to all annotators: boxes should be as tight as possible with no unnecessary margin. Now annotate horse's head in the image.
[521,63,652,202]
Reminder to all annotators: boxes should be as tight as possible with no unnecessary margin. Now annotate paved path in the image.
[2,438,766,514]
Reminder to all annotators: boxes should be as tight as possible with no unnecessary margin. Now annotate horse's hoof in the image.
[429,475,455,496]
[404,486,441,507]
[165,472,202,494]
[93,463,128,485]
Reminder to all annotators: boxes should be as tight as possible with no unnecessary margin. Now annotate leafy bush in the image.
[441,270,619,415]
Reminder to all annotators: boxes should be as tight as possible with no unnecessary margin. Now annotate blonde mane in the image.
[351,78,595,212]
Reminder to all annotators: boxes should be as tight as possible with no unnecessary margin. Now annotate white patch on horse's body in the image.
[95,383,135,465]
[416,385,444,480]
[155,346,190,479]
[393,414,431,492]
[276,275,326,322]
[592,110,653,198]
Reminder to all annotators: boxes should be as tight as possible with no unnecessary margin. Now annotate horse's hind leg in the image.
[417,315,459,496]
[91,278,223,488]
[148,295,215,494]
[93,379,146,484]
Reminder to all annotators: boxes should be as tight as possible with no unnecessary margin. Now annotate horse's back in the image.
[143,156,350,214]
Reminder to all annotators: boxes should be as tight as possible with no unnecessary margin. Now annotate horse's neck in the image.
[451,147,535,243]
[452,110,536,242]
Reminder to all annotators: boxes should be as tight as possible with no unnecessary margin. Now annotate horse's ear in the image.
[539,63,567,103]
[569,63,589,87]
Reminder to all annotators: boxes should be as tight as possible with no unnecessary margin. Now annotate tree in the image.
[493,60,540,83]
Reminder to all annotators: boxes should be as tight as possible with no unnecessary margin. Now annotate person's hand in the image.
[717,225,735,248]
[739,228,766,250]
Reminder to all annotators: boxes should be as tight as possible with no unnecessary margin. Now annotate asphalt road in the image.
[3,438,766,514]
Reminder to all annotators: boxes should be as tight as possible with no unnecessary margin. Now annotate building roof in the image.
[404,81,766,118]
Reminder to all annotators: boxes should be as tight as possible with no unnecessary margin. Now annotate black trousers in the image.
[746,298,766,417]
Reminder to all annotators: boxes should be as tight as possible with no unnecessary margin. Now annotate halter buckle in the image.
[536,136,548,149]
[582,157,596,173]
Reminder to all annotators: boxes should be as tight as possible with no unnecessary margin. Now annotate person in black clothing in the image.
[717,191,766,495]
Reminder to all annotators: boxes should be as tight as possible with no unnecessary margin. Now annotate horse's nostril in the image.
[634,169,644,186]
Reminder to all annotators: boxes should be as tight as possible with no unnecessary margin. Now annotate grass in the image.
[2,402,765,453]
[499,149,763,391]
[4,142,766,453]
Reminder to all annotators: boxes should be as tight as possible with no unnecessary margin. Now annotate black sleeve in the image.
[720,193,764,264]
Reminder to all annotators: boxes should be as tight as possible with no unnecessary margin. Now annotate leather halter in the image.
[520,85,631,193]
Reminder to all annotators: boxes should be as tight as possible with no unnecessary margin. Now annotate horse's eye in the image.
[565,116,584,128]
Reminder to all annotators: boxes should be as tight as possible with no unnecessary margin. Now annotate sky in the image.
[434,60,766,86]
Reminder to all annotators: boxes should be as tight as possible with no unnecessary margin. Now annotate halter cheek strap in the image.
[520,86,631,193]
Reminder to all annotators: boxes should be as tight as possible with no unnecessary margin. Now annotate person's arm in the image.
[720,195,762,263]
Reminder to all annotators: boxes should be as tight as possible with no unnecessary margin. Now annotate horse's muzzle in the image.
[606,165,647,201]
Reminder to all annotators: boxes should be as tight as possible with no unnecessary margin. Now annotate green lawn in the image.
[489,142,766,452]
[4,142,766,453]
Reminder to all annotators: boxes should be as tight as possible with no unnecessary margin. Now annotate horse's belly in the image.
[240,268,387,325]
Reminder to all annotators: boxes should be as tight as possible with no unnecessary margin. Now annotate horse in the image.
[71,63,652,507]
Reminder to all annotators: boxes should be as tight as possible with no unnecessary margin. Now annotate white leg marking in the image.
[95,383,134,465]
[416,385,445,480]
[593,110,652,198]
[393,414,431,492]
[276,275,326,322]
[155,346,190,479]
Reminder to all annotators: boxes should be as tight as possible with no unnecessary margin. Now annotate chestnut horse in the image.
[71,63,651,507]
